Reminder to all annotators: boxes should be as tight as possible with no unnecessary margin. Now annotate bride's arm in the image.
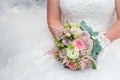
[47,0,63,37]
[104,0,120,41]
[96,0,120,49]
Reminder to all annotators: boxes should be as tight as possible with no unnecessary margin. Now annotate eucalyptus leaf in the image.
[93,45,101,53]
[94,40,102,53]
[85,27,93,34]
[91,51,98,60]
[96,45,102,53]
[80,21,87,30]
[92,32,99,36]
[94,39,99,44]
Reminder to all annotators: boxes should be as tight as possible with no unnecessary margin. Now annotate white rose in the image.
[66,48,80,59]
[65,33,71,37]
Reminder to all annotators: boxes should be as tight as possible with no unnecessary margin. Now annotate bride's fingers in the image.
[51,25,64,37]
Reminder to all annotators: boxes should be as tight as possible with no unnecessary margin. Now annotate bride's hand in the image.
[51,25,64,38]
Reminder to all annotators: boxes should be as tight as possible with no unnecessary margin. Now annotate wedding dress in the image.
[1,0,120,80]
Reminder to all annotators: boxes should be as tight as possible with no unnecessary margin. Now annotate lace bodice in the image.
[59,0,116,33]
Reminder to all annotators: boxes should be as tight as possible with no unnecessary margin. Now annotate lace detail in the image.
[59,0,116,33]
[97,33,111,49]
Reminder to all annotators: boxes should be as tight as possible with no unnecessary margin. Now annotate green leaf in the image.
[91,39,102,60]
[91,51,98,60]
[92,32,99,36]
[94,39,102,53]
[94,39,99,44]
[85,27,93,33]
[80,21,87,30]
[93,45,101,53]
[92,62,97,69]
[96,45,102,53]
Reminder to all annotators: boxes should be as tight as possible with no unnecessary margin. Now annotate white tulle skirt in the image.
[1,6,120,80]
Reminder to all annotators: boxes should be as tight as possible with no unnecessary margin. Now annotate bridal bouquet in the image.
[52,21,101,70]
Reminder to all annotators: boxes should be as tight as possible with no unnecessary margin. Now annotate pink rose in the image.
[67,62,76,70]
[74,38,85,50]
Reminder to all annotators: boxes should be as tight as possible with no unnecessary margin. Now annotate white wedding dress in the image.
[1,0,120,80]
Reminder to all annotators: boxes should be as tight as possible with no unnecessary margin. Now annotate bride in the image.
[1,0,120,80]
[48,0,120,48]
